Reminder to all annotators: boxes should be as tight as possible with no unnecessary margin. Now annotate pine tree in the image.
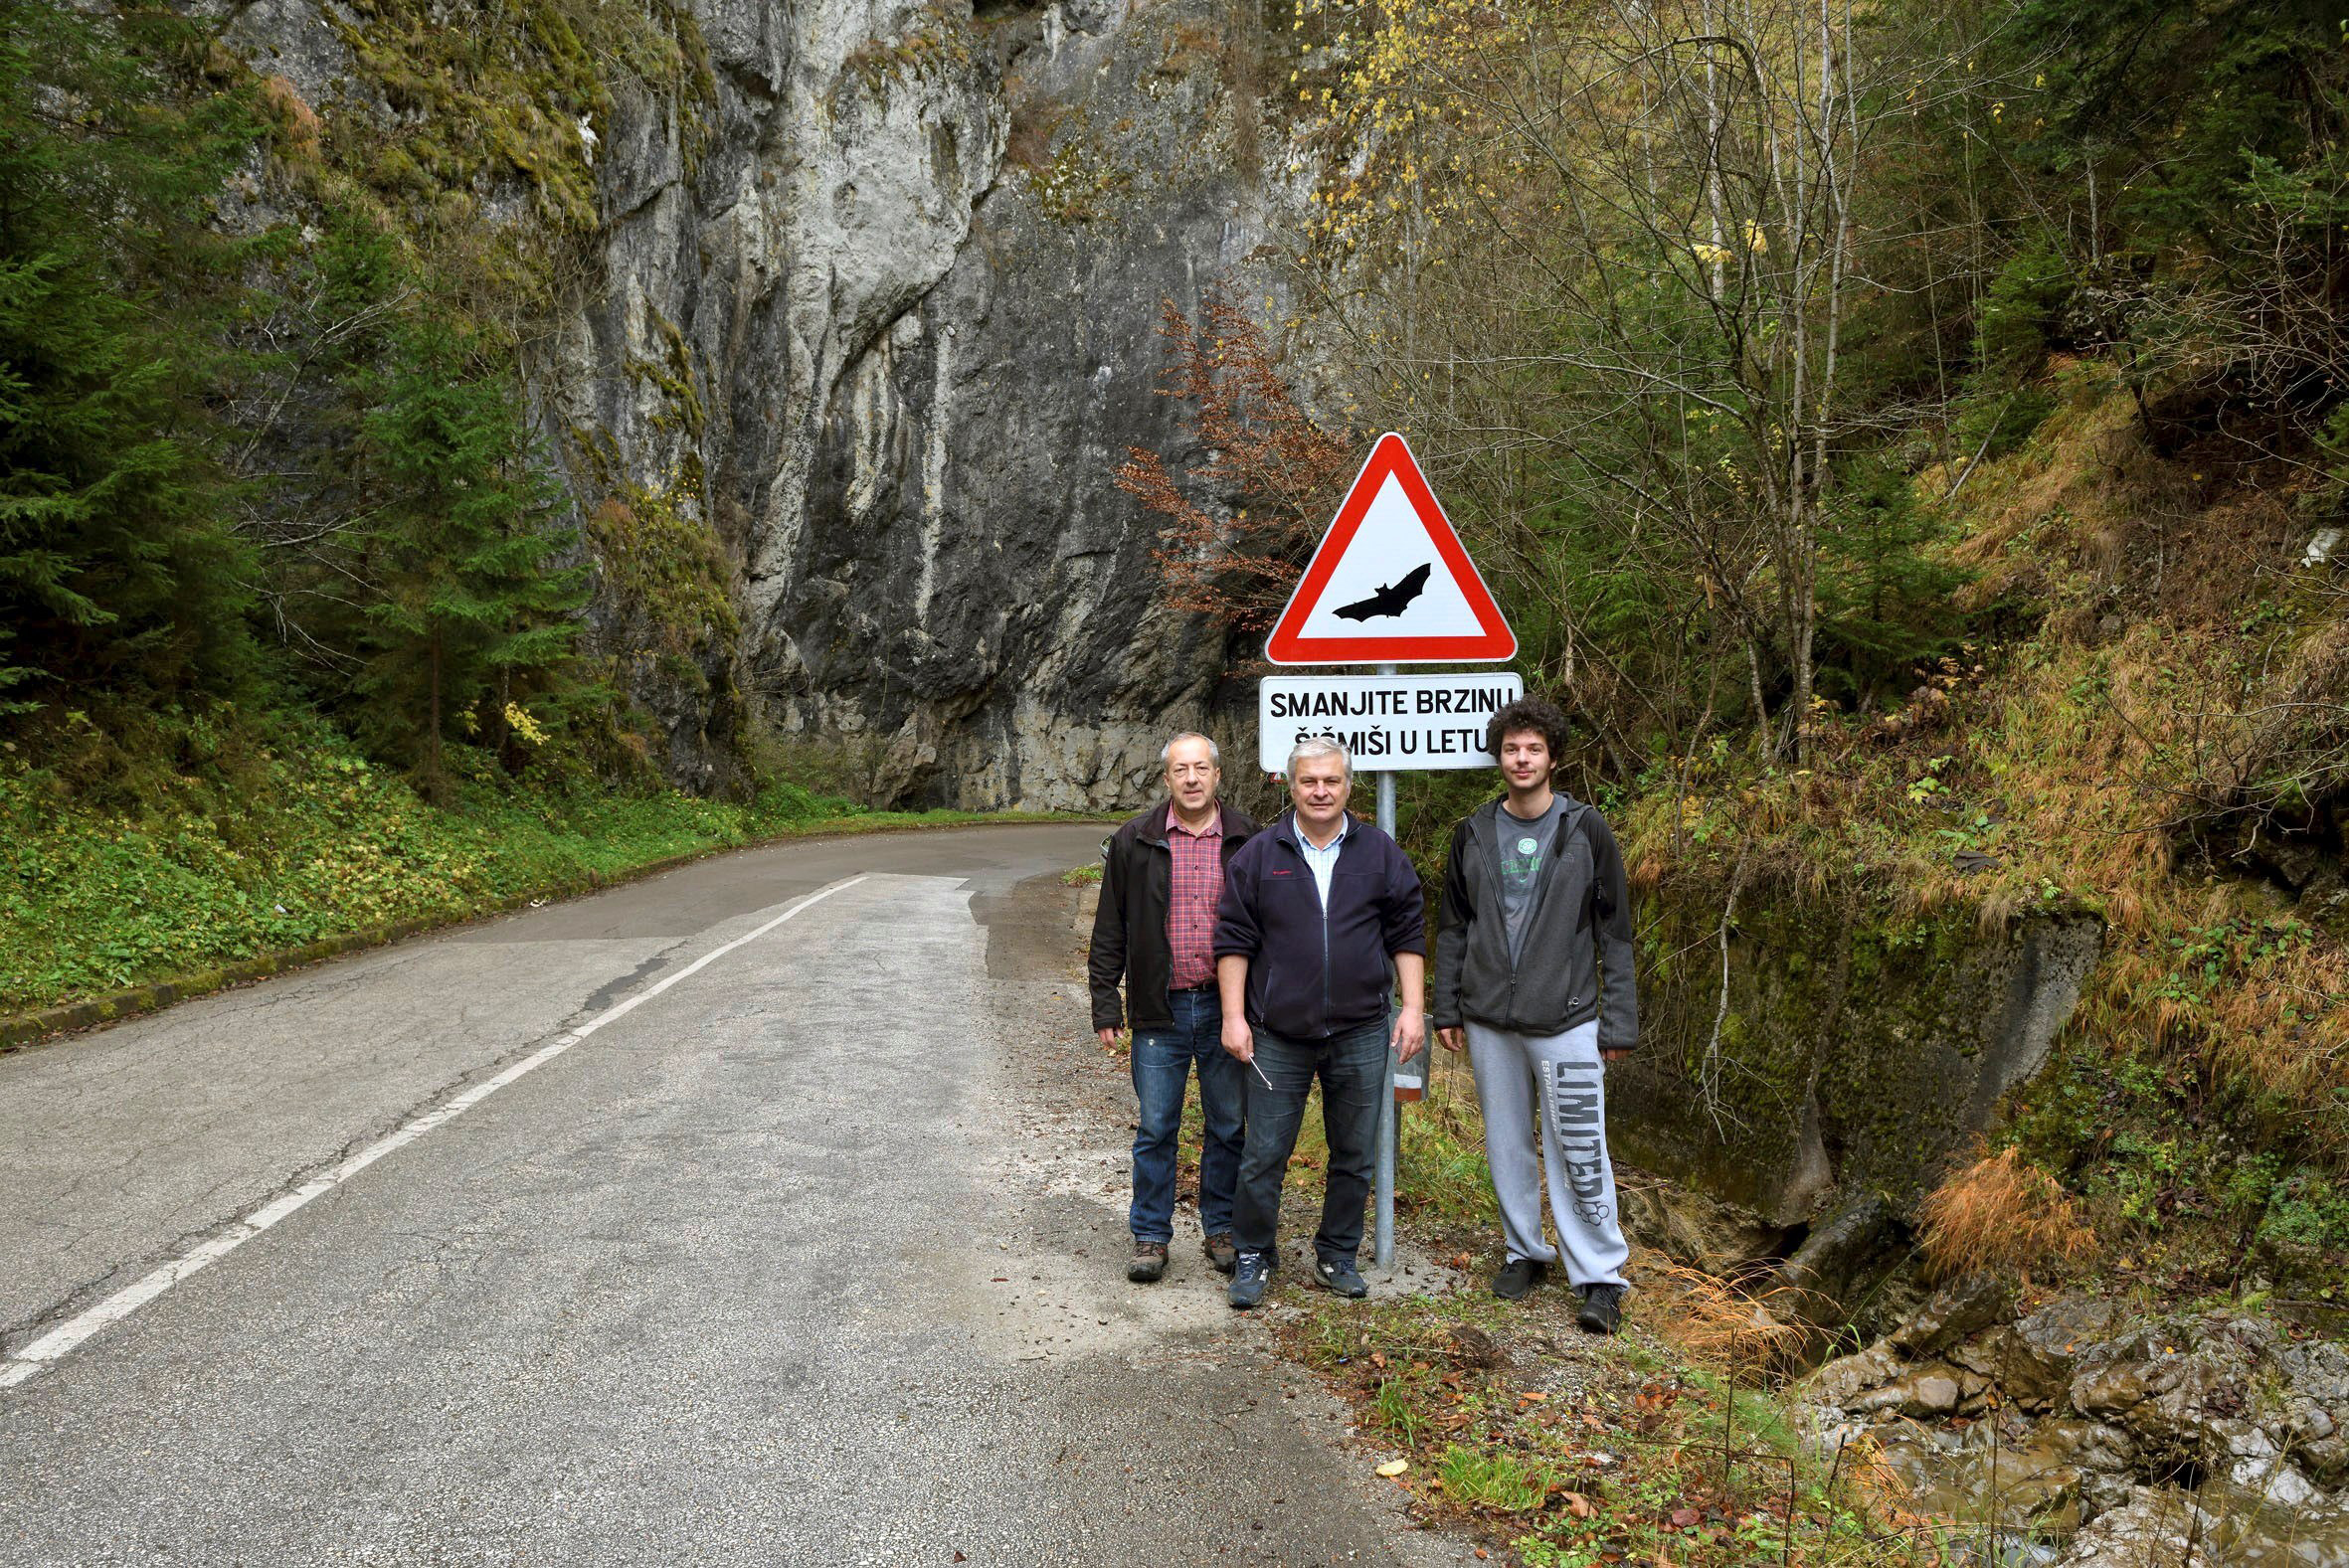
[0,0,266,712]
[347,317,585,795]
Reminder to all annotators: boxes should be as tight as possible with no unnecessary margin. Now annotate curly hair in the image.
[1484,695,1570,764]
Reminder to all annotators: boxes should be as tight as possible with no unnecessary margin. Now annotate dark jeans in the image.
[1232,1017,1388,1266]
[1130,987,1245,1245]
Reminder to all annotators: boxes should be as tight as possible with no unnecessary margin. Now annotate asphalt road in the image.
[0,824,1475,1566]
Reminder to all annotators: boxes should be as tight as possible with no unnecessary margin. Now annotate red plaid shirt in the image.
[1165,807,1225,989]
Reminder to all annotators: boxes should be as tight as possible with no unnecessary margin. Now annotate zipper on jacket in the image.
[1480,803,1520,1022]
[1283,815,1336,1031]
[1310,822,1332,1027]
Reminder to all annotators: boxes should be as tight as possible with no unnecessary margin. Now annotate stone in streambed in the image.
[1805,1341,1905,1410]
[1892,1272,2015,1359]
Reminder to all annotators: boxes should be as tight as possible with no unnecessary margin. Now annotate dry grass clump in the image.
[1917,1145,2094,1282]
[1645,1263,1810,1386]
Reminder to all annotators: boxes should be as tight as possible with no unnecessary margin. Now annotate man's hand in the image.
[1601,1046,1632,1064]
[1391,1005,1426,1063]
[1097,1027,1121,1047]
[1436,1026,1465,1054]
[1221,1014,1255,1065]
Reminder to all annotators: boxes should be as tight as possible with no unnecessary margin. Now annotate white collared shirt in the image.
[1293,811,1351,912]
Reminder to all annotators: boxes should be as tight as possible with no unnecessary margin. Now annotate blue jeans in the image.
[1233,1018,1388,1265]
[1130,987,1244,1245]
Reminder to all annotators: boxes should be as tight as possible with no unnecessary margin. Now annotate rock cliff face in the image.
[1614,894,2102,1260]
[226,0,1286,806]
[546,0,1289,804]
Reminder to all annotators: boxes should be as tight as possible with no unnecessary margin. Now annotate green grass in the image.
[0,710,1098,1016]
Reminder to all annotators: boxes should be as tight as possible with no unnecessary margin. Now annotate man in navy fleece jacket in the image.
[1212,736,1426,1308]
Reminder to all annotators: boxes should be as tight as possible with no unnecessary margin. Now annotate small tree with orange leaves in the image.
[1114,293,1355,639]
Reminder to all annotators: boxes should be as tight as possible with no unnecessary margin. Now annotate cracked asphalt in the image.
[0,825,1478,1566]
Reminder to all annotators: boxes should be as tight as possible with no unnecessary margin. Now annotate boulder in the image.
[1612,906,2101,1237]
[2069,1312,2280,1465]
[1892,1272,2015,1359]
[1805,1342,1904,1410]
[1769,1196,1902,1324]
[1849,1366,1965,1419]
[2049,1485,2213,1567]
[1952,1295,2127,1410]
[2278,1337,2349,1486]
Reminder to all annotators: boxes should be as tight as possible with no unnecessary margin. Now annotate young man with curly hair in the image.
[1429,696,1639,1333]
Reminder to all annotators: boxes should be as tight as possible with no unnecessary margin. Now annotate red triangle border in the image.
[1263,433,1517,664]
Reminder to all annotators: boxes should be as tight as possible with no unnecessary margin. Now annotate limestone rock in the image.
[1769,1196,1901,1325]
[1614,1179,1783,1277]
[227,0,1306,803]
[1848,1365,1963,1419]
[1892,1272,2015,1359]
[1957,1295,2127,1410]
[1806,1342,1904,1410]
[2070,1312,2279,1465]
[1611,908,2103,1244]
[1876,1417,2135,1536]
[2279,1336,2349,1486]
[2050,1485,2213,1567]
[2197,1481,2349,1566]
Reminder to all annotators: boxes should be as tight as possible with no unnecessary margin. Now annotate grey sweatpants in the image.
[1465,1019,1629,1288]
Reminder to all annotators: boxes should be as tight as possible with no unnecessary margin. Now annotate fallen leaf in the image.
[1564,1491,1594,1518]
[1670,1507,1701,1528]
[1375,1459,1410,1478]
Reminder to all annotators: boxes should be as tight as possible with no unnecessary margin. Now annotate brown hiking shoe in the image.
[1202,1233,1239,1275]
[1128,1241,1170,1283]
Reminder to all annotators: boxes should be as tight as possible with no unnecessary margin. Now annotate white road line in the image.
[0,875,869,1392]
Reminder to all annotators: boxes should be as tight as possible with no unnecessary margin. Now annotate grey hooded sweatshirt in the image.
[1429,794,1639,1052]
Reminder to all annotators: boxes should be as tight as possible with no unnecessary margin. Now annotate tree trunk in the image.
[426,624,443,801]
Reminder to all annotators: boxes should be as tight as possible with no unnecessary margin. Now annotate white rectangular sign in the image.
[1258,672,1526,774]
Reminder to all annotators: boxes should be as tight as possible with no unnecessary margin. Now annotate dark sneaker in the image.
[1313,1257,1369,1299]
[1576,1283,1627,1335]
[1493,1257,1548,1301]
[1228,1251,1272,1309]
[1128,1241,1169,1284]
[1203,1232,1239,1275]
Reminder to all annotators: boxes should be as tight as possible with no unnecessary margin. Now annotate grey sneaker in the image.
[1228,1251,1272,1309]
[1128,1241,1169,1284]
[1203,1232,1239,1275]
[1576,1283,1627,1334]
[1493,1257,1547,1301]
[1313,1257,1369,1299]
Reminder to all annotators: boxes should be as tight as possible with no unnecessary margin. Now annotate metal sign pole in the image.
[1373,663,1399,1273]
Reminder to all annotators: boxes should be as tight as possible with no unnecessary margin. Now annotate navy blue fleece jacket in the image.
[1211,810,1426,1039]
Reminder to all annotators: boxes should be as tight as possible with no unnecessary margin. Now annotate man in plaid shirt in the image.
[1090,733,1261,1283]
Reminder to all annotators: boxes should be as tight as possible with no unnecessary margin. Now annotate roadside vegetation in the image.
[1124,0,2349,1302]
[1278,1286,1935,1567]
[1,705,1076,1019]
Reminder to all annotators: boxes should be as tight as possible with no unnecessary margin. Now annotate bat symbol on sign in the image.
[1333,562,1431,621]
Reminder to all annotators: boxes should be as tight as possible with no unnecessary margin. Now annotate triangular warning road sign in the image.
[1263,433,1517,665]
